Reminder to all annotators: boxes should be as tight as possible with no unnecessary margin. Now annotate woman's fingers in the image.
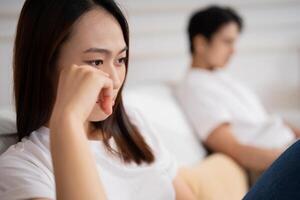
[98,73,114,115]
[56,63,114,119]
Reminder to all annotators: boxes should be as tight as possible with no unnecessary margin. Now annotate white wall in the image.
[0,0,299,124]
[0,0,23,109]
[117,0,300,123]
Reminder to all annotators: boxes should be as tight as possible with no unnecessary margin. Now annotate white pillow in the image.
[123,84,207,166]
[0,109,16,135]
[0,109,17,154]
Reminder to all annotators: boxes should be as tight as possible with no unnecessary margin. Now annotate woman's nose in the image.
[105,66,121,90]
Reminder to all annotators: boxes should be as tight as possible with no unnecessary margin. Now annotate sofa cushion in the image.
[0,109,16,135]
[0,109,17,154]
[124,84,207,166]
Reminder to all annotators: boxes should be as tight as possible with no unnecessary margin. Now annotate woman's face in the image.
[57,8,127,122]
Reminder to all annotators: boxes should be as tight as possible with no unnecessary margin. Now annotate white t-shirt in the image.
[176,68,296,149]
[0,108,177,200]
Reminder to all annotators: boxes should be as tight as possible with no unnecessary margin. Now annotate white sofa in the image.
[124,83,208,166]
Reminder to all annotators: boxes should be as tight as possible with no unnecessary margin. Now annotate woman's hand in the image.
[50,64,113,126]
[49,64,110,200]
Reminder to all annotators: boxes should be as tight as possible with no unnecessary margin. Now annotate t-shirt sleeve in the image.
[0,151,54,200]
[126,107,178,181]
[178,84,232,141]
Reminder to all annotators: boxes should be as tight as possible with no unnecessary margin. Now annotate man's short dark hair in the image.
[188,5,243,54]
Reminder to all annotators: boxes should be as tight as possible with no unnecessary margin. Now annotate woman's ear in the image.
[193,35,207,54]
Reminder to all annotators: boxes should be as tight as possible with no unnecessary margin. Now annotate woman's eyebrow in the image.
[83,46,128,55]
[119,46,128,54]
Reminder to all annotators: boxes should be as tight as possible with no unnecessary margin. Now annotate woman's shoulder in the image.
[1,127,50,161]
[0,127,53,181]
[0,129,54,199]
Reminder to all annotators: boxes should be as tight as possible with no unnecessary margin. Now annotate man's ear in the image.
[193,35,208,54]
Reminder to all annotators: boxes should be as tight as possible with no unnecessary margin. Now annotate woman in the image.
[0,0,196,199]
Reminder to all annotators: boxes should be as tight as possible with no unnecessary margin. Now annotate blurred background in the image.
[0,0,300,124]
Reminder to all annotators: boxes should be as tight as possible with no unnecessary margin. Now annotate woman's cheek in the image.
[120,66,126,83]
[88,103,110,122]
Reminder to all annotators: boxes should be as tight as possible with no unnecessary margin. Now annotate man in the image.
[176,5,300,172]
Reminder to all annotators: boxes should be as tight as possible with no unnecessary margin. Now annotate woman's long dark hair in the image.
[13,0,154,164]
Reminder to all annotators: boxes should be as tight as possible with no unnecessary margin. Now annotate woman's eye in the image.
[117,57,127,65]
[86,60,103,67]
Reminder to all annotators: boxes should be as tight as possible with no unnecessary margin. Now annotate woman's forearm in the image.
[50,114,106,200]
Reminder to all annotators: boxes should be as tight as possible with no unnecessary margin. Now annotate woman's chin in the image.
[88,109,111,122]
[88,113,110,122]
